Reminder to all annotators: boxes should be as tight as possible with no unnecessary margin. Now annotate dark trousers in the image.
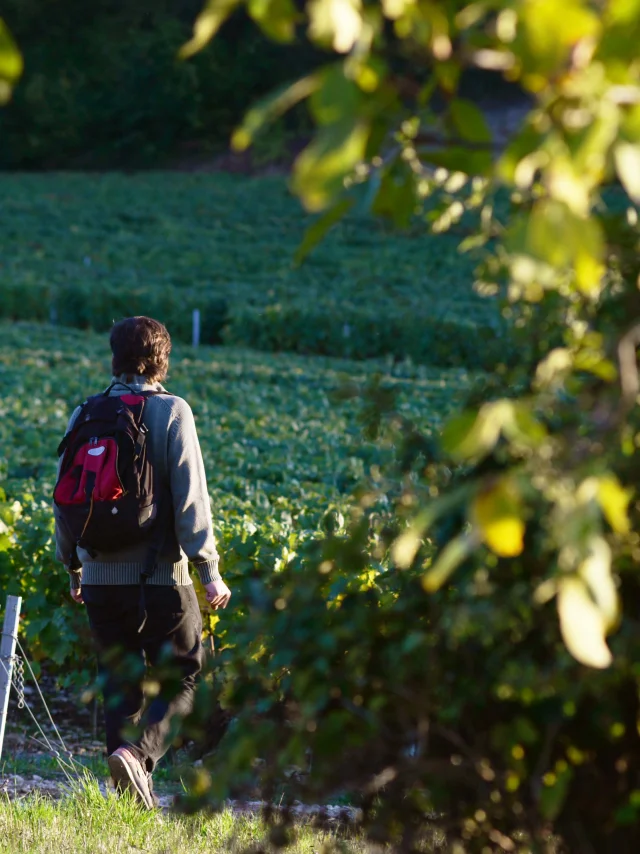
[82,584,203,772]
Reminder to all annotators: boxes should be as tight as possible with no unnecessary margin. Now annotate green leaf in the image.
[310,65,362,126]
[231,74,320,151]
[248,0,298,42]
[370,166,418,228]
[295,197,354,264]
[179,0,241,59]
[292,120,370,211]
[449,98,492,144]
[539,763,573,821]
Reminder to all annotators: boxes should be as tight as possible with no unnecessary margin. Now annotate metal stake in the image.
[0,595,22,760]
[192,309,201,348]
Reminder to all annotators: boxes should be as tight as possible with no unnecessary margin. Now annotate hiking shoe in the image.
[108,746,155,810]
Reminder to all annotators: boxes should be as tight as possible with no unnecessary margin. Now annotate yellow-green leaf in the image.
[471,478,525,557]
[179,0,240,59]
[515,0,600,91]
[392,528,422,569]
[507,202,605,297]
[597,476,632,535]
[534,348,573,389]
[557,576,612,669]
[231,74,320,152]
[292,120,369,211]
[248,0,298,42]
[0,19,23,104]
[441,401,514,462]
[614,143,640,203]
[422,531,478,592]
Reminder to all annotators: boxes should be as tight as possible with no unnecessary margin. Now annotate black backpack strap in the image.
[137,499,170,633]
[136,397,171,632]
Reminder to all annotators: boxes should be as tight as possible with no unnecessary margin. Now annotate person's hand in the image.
[203,579,231,610]
[70,587,84,604]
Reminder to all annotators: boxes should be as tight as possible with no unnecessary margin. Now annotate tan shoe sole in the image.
[108,752,155,810]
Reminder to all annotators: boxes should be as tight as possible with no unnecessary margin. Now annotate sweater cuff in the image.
[68,568,82,590]
[193,558,222,585]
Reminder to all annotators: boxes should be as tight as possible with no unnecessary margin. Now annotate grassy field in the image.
[0,173,482,852]
[0,778,371,854]
[0,173,505,368]
[0,319,474,673]
[0,320,471,526]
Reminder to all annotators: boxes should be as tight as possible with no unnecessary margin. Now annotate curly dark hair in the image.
[110,316,172,382]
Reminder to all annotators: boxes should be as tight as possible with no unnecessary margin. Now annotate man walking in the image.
[53,316,231,808]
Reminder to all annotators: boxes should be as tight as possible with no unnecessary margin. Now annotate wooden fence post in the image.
[0,595,22,761]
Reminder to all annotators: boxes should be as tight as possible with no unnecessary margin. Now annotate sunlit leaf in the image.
[507,201,605,296]
[614,143,640,203]
[597,476,632,535]
[308,0,363,53]
[471,478,525,557]
[179,0,240,59]
[441,401,514,462]
[382,0,414,21]
[515,0,600,92]
[573,350,617,381]
[535,348,573,389]
[557,576,613,669]
[578,536,618,632]
[392,527,422,569]
[292,120,369,211]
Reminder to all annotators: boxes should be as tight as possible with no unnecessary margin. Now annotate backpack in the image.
[53,385,168,576]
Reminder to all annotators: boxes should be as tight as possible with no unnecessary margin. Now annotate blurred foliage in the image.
[170,0,640,851]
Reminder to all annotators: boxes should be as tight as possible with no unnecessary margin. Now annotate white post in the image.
[192,309,201,348]
[0,595,22,761]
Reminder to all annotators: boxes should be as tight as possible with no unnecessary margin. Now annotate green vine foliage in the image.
[176,0,640,851]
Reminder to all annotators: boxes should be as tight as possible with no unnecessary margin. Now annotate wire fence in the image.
[0,641,86,782]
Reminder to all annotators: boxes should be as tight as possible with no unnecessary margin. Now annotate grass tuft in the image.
[0,773,370,854]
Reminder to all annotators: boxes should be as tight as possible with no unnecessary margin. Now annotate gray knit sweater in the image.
[54,376,221,589]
